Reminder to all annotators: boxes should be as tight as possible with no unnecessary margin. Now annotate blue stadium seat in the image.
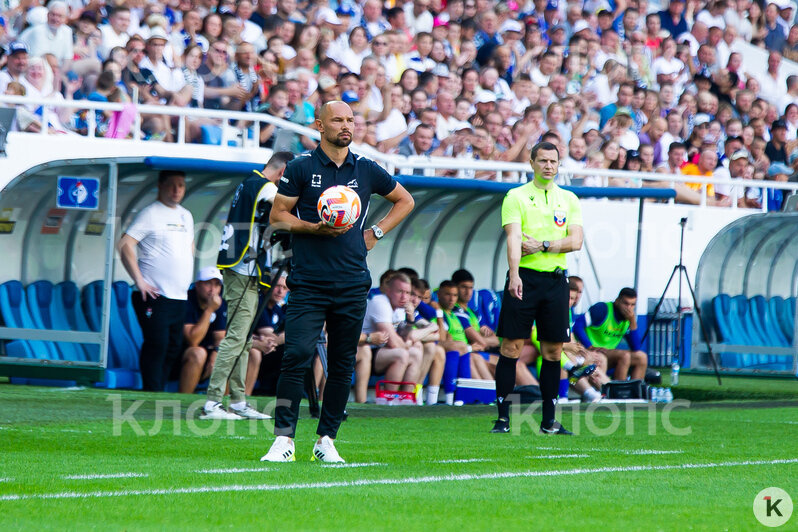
[368,287,381,300]
[713,294,792,370]
[26,281,89,362]
[751,296,788,348]
[0,280,60,360]
[53,281,99,362]
[200,124,222,145]
[713,294,742,367]
[749,296,785,368]
[477,289,500,330]
[730,296,754,345]
[82,280,142,389]
[113,281,143,351]
[772,296,796,344]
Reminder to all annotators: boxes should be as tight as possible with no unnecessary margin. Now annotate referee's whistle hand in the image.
[313,222,352,237]
[509,276,523,300]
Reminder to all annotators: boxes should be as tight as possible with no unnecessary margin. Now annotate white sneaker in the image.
[230,403,272,420]
[260,436,296,462]
[199,402,243,420]
[311,435,345,463]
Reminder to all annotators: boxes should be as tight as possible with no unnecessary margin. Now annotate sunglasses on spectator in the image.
[212,47,228,54]
[373,40,388,46]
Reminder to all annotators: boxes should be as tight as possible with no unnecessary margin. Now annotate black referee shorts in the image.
[497,268,570,343]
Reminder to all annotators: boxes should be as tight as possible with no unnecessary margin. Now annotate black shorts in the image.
[497,268,570,343]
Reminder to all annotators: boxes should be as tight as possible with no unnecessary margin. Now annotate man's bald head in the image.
[318,101,353,122]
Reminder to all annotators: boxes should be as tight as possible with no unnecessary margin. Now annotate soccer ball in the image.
[317,185,362,228]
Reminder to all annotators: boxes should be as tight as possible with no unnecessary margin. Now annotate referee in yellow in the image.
[492,141,583,435]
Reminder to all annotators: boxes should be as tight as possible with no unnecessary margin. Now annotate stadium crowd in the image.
[0,0,796,206]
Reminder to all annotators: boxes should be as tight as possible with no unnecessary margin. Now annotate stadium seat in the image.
[713,294,742,368]
[477,289,500,330]
[200,124,222,145]
[751,296,788,348]
[53,281,99,362]
[749,296,786,368]
[713,294,793,370]
[82,280,142,389]
[368,287,381,300]
[112,281,144,351]
[771,296,796,344]
[26,281,89,362]
[0,280,60,360]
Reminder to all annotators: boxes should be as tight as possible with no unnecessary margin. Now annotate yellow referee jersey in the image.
[501,181,582,272]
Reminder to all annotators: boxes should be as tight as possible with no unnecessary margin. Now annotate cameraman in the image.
[201,151,294,420]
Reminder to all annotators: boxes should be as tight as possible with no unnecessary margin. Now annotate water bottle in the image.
[650,387,659,403]
[664,388,674,403]
[671,361,680,387]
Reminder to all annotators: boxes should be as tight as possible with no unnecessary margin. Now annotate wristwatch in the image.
[542,241,551,252]
[371,225,384,240]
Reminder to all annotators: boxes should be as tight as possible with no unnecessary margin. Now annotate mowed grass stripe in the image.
[2,458,796,502]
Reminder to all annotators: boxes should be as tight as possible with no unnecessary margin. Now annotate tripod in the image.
[641,217,722,385]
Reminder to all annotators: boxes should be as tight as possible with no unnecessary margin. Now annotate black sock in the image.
[540,358,560,427]
[495,355,517,420]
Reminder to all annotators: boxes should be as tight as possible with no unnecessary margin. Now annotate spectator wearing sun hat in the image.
[0,41,28,94]
[765,161,792,210]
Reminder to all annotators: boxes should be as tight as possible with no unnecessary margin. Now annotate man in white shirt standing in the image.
[19,1,73,66]
[118,171,195,392]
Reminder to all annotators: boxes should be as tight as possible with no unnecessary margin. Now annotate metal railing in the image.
[2,95,798,211]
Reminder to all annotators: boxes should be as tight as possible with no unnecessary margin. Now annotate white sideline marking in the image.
[4,458,796,501]
[543,448,684,455]
[626,450,683,455]
[63,473,149,480]
[195,468,271,474]
[321,462,385,469]
[528,454,590,459]
[437,459,492,464]
[0,478,11,482]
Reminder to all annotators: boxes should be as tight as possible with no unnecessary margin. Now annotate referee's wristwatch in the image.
[542,241,551,253]
[371,225,384,240]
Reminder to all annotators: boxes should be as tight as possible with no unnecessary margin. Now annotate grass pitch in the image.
[1,374,797,531]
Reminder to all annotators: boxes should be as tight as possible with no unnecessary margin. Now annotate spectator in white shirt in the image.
[356,273,424,401]
[404,0,434,35]
[0,41,28,94]
[758,50,788,106]
[99,7,131,60]
[138,28,191,105]
[19,1,73,66]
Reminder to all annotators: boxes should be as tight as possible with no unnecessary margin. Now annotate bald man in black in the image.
[261,101,414,463]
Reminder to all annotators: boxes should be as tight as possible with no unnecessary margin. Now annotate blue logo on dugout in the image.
[56,176,100,210]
